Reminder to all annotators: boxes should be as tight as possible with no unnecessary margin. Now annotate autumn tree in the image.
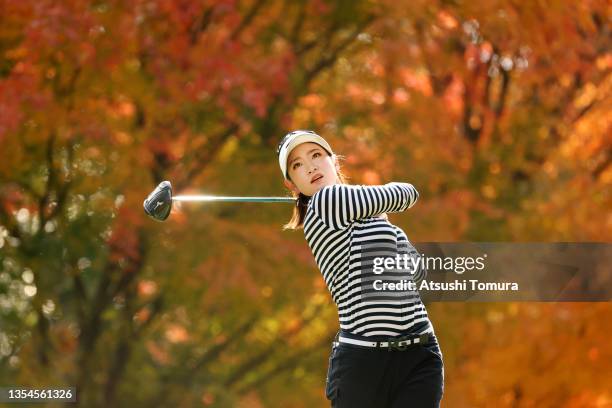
[1,0,375,406]
[1,0,610,407]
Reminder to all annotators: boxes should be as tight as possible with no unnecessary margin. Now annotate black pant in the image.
[325,332,444,408]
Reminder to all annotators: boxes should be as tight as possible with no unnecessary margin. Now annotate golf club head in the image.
[143,180,173,221]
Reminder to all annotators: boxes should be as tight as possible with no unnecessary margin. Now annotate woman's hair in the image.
[282,153,349,230]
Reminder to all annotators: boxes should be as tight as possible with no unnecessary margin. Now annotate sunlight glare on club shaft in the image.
[172,195,296,203]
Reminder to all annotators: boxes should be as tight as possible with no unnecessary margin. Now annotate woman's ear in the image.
[284,178,300,194]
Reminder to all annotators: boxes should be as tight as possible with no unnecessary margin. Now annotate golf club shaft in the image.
[172,195,296,203]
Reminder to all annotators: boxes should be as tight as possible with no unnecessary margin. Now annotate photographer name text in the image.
[372,279,519,292]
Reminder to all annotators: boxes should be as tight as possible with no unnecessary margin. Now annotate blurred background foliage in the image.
[0,0,610,406]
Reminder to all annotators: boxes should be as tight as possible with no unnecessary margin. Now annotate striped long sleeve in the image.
[399,239,428,284]
[309,182,419,230]
[303,181,434,338]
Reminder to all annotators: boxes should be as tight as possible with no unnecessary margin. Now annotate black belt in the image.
[333,331,433,351]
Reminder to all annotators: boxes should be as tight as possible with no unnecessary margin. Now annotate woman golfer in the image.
[277,130,444,408]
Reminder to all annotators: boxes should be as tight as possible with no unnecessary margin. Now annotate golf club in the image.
[143,180,296,221]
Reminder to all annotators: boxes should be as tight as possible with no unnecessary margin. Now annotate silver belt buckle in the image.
[387,338,408,351]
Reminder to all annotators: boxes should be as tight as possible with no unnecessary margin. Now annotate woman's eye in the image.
[293,162,301,169]
[313,152,321,158]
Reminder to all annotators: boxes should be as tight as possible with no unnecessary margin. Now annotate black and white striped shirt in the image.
[304,182,434,338]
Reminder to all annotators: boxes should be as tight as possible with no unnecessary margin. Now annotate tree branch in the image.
[592,147,612,180]
[223,302,325,389]
[236,333,335,395]
[189,6,215,45]
[149,315,261,407]
[289,1,307,46]
[495,68,510,118]
[303,15,375,86]
[104,284,163,405]
[230,0,269,41]
[175,123,239,190]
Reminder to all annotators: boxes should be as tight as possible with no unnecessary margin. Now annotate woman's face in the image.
[284,142,339,197]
